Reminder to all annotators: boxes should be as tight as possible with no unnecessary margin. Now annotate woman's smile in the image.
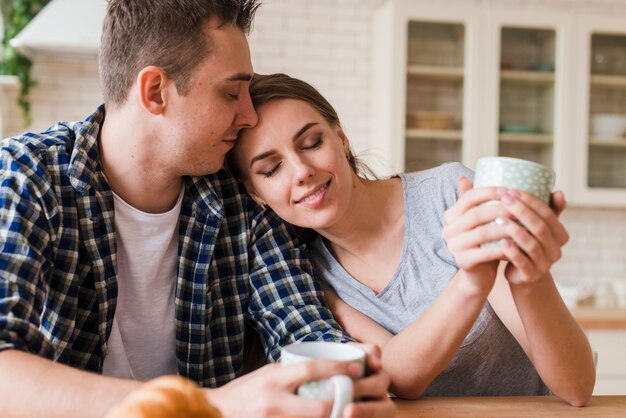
[295,179,331,207]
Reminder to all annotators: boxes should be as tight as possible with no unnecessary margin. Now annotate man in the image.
[0,1,394,417]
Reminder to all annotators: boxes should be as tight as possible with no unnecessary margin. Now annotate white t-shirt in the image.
[102,188,183,380]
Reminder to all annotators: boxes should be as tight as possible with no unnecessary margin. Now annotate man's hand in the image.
[208,344,395,418]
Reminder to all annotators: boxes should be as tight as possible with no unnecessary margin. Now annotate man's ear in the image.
[136,65,170,115]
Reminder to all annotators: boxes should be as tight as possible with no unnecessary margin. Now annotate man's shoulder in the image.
[0,123,83,184]
[1,122,76,157]
[189,169,257,220]
[1,107,103,160]
[199,170,291,232]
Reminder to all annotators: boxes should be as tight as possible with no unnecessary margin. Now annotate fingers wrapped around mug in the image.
[496,189,569,285]
[442,186,513,270]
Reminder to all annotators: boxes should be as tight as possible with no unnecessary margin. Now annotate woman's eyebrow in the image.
[293,122,318,140]
[249,150,276,168]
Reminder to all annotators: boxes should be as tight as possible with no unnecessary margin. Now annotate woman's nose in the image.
[293,157,315,185]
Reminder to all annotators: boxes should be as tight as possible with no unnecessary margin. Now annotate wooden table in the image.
[394,396,626,417]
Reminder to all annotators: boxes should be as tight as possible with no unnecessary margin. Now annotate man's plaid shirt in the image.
[0,106,348,387]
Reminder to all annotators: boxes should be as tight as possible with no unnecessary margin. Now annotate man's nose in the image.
[236,92,258,129]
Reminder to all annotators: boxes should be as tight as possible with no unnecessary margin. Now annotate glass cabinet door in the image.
[497,27,556,169]
[587,33,626,189]
[404,21,465,171]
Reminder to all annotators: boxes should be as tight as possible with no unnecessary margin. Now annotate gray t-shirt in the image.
[308,163,549,396]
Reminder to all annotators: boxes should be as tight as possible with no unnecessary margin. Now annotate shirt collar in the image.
[69,104,106,194]
[67,104,226,219]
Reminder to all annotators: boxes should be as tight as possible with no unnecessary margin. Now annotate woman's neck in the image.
[316,176,404,260]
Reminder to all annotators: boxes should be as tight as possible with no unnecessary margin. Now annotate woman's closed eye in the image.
[255,135,322,178]
[258,161,282,178]
[301,135,323,150]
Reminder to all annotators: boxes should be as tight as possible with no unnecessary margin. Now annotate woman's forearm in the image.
[323,290,393,348]
[507,274,595,406]
[380,271,490,399]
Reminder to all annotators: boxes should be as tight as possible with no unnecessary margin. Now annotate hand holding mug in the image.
[281,342,365,418]
[442,177,509,293]
[471,157,569,286]
[208,356,364,418]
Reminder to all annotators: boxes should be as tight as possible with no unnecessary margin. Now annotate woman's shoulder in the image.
[399,162,473,203]
[400,162,474,185]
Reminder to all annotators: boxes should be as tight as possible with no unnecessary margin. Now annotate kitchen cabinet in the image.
[586,330,626,395]
[481,9,571,194]
[370,1,482,175]
[573,308,626,395]
[573,16,626,206]
[371,0,626,206]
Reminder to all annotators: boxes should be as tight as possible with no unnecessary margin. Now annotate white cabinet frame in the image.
[371,0,626,206]
[370,1,482,176]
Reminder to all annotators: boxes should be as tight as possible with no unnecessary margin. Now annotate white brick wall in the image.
[0,0,625,292]
[249,0,386,155]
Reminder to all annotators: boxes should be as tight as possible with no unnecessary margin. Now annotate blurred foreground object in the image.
[105,375,221,418]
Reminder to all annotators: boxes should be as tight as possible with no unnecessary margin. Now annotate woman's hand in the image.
[442,177,511,293]
[496,189,569,287]
[344,343,395,418]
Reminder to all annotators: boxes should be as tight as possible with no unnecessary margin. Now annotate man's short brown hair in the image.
[99,0,260,106]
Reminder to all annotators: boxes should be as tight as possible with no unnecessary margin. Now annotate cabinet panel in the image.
[586,330,626,395]
[587,34,626,189]
[370,1,481,176]
[482,9,572,193]
[404,21,464,171]
[571,16,626,206]
[498,27,556,169]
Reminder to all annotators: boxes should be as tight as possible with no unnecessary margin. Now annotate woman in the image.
[229,73,595,405]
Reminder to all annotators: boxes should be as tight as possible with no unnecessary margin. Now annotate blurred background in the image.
[1,0,625,394]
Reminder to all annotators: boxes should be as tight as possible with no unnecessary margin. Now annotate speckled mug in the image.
[474,157,555,204]
[474,157,555,246]
[280,342,365,418]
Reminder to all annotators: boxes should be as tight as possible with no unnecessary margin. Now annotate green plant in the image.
[1,0,50,127]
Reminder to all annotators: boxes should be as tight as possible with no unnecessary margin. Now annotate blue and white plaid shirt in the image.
[0,106,349,387]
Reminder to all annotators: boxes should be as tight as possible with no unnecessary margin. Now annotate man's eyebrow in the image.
[227,72,253,82]
[249,123,320,169]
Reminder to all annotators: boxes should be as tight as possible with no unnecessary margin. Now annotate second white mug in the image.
[280,342,365,418]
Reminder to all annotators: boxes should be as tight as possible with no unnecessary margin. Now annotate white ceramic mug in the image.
[280,342,365,418]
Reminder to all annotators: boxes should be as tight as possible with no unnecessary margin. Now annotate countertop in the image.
[572,307,626,330]
[394,395,626,417]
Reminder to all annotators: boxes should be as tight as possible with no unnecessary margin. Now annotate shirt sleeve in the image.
[440,162,475,211]
[245,209,351,362]
[0,142,55,358]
